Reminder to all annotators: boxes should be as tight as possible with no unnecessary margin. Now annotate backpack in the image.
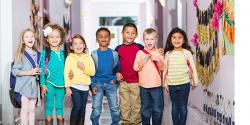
[9,51,41,108]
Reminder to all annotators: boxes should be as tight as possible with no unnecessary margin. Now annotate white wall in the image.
[1,0,14,124]
[49,0,67,26]
[82,0,153,52]
[12,0,31,53]
[187,0,234,112]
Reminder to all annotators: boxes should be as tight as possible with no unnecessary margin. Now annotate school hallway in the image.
[27,93,211,125]
[1,0,235,125]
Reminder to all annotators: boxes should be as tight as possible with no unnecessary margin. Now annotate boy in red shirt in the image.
[115,23,143,125]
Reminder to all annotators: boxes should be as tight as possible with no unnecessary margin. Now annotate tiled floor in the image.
[12,92,213,125]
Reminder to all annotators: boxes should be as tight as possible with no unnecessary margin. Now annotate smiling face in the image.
[96,30,110,48]
[171,32,185,50]
[23,31,35,49]
[47,29,62,48]
[70,38,85,55]
[122,26,137,44]
[143,32,158,50]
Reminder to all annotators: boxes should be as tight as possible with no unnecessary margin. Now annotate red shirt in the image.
[115,43,144,83]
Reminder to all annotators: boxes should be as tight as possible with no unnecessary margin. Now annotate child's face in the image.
[122,27,137,44]
[96,30,110,48]
[47,29,62,48]
[143,33,158,50]
[23,31,35,48]
[70,38,85,55]
[171,32,184,49]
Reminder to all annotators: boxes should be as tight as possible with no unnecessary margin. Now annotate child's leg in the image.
[105,83,120,125]
[79,90,89,124]
[178,83,190,125]
[169,85,181,125]
[127,83,141,124]
[20,96,29,125]
[140,87,152,125]
[151,87,164,125]
[45,83,56,118]
[91,84,104,125]
[55,87,65,118]
[70,87,82,119]
[28,98,37,125]
[119,81,131,124]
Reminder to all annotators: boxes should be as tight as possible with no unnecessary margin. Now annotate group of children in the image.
[12,22,198,125]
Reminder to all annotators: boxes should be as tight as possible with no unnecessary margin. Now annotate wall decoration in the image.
[221,0,234,56]
[30,0,41,49]
[202,89,235,125]
[195,0,220,87]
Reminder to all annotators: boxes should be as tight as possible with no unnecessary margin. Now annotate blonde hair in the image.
[43,23,67,47]
[143,28,158,39]
[14,29,37,63]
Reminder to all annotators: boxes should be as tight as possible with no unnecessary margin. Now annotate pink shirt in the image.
[133,49,165,88]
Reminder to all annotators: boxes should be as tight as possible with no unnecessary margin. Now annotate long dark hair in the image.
[164,27,193,54]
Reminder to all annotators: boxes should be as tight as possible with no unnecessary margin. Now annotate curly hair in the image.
[43,23,67,47]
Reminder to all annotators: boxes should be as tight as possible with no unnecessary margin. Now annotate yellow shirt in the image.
[64,53,96,87]
[163,49,198,86]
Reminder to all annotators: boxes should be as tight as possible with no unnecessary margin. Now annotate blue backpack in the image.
[9,51,41,108]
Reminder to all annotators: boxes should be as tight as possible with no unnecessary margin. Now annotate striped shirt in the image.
[166,50,198,86]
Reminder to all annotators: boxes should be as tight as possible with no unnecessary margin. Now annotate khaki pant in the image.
[119,81,141,124]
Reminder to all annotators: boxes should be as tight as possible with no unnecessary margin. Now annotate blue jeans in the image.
[169,83,190,125]
[140,86,164,125]
[70,87,89,119]
[90,81,120,125]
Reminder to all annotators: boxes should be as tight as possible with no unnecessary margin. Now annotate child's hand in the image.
[77,61,85,70]
[150,55,160,62]
[163,83,169,93]
[91,88,97,95]
[66,87,72,97]
[158,48,164,56]
[191,82,197,90]
[30,67,41,75]
[116,72,123,82]
[41,86,48,98]
[68,70,74,79]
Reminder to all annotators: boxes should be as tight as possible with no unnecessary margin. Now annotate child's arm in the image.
[133,51,149,71]
[80,56,96,76]
[188,51,199,87]
[151,53,165,70]
[64,56,72,88]
[39,50,46,86]
[39,50,48,97]
[162,53,169,92]
[12,61,40,76]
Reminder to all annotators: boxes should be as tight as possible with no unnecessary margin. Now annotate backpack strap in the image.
[111,49,118,68]
[183,50,193,79]
[44,47,51,75]
[24,51,40,68]
[91,50,98,70]
[141,49,161,78]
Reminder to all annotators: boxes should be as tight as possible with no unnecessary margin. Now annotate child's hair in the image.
[96,27,111,37]
[164,27,193,54]
[143,28,158,39]
[14,29,37,63]
[43,23,67,47]
[122,23,138,33]
[68,34,88,54]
